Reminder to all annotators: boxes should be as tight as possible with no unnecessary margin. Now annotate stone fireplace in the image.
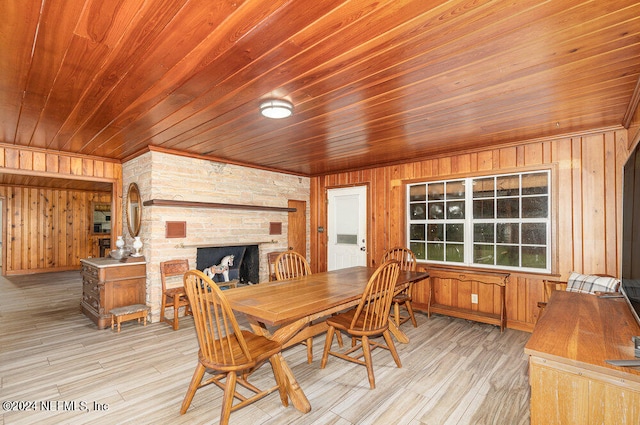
[122,150,310,322]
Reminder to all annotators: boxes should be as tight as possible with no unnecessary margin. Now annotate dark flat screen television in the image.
[621,141,640,329]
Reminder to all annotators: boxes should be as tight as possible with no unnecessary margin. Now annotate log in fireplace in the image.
[196,245,259,285]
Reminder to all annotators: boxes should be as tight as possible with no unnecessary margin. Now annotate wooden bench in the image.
[110,304,150,333]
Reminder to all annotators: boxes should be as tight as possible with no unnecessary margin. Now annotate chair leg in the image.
[185,297,192,316]
[172,302,180,330]
[361,336,375,389]
[306,337,313,364]
[220,371,237,425]
[393,301,401,327]
[160,294,167,323]
[405,299,417,327]
[382,329,402,368]
[320,326,335,369]
[180,363,206,414]
[330,313,344,347]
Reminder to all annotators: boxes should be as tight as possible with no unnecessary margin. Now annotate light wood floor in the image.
[0,271,531,425]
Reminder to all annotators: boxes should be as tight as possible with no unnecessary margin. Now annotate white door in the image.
[327,186,367,270]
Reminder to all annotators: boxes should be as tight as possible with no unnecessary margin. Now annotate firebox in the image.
[196,245,259,285]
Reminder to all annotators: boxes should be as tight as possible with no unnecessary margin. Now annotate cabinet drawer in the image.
[81,264,99,280]
[83,278,99,299]
[82,293,101,312]
[103,263,146,280]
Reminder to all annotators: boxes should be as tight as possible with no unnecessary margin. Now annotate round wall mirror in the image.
[126,183,142,237]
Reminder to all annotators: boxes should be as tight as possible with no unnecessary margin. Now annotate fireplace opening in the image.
[196,245,259,285]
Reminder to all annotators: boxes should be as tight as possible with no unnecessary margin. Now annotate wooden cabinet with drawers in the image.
[525,291,640,424]
[80,257,147,329]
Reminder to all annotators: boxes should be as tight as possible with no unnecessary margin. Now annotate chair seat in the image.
[200,330,282,371]
[326,309,388,336]
[392,293,410,303]
[165,287,187,298]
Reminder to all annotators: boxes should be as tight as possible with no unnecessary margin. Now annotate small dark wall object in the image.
[166,221,187,238]
[270,222,282,235]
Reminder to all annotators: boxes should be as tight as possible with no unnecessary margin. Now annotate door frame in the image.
[326,184,369,270]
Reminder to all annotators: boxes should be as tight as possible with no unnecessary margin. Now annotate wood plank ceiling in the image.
[1,0,639,179]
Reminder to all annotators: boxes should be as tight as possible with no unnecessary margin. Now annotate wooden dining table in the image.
[224,265,429,413]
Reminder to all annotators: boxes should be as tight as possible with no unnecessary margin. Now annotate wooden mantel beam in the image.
[142,199,296,212]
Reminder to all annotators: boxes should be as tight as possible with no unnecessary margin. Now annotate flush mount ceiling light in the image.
[259,99,293,119]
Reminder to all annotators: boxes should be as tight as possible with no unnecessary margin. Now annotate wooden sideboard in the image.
[80,257,147,329]
[525,291,640,424]
[423,267,509,331]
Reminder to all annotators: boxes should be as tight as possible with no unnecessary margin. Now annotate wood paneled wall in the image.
[0,146,119,179]
[0,188,112,273]
[0,145,122,274]
[310,129,630,331]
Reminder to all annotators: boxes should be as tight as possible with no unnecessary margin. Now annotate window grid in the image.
[407,171,550,273]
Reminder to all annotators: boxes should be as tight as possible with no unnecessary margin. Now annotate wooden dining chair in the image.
[320,260,401,389]
[381,247,418,328]
[180,270,288,424]
[274,250,312,280]
[267,251,284,281]
[159,259,192,330]
[274,250,315,363]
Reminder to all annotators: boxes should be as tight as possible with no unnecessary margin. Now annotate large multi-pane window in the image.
[407,170,550,272]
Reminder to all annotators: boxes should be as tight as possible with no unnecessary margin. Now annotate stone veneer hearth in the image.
[122,150,310,322]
